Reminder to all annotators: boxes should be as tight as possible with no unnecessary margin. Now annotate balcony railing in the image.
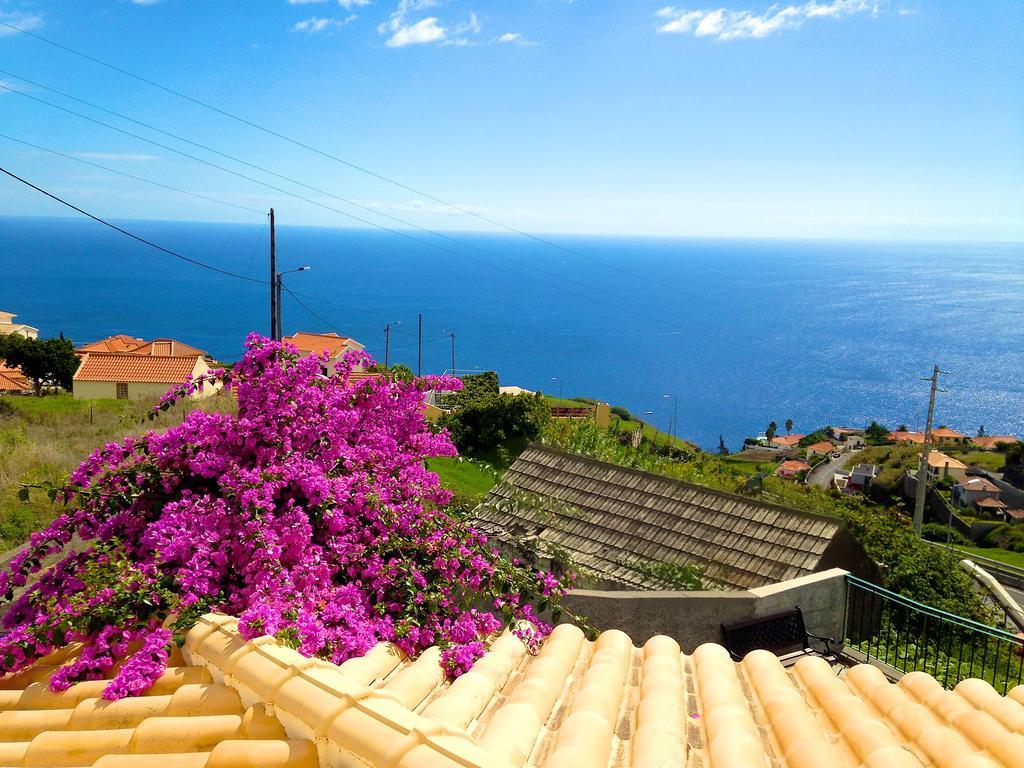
[844,574,1024,693]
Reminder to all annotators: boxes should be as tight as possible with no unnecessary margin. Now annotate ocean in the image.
[2,215,1022,450]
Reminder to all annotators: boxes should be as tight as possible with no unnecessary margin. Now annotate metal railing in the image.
[844,574,1024,693]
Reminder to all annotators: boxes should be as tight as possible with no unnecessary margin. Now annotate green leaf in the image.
[17,487,30,503]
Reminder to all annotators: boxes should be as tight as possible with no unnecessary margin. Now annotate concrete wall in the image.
[561,568,849,652]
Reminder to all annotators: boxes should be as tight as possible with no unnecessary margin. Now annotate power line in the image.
[0,165,266,284]
[0,22,761,322]
[0,84,763,351]
[0,70,723,331]
[0,132,265,215]
[280,284,344,337]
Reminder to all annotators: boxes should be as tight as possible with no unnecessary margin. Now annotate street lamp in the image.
[441,330,456,375]
[275,266,311,340]
[551,377,563,399]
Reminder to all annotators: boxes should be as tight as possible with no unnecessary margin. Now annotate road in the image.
[806,450,859,488]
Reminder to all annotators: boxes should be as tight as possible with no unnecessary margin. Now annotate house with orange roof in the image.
[75,334,147,354]
[972,435,1020,451]
[926,450,968,482]
[774,458,810,479]
[890,430,926,445]
[805,440,837,460]
[931,427,968,446]
[0,309,39,339]
[953,476,1005,511]
[73,349,218,401]
[769,433,804,449]
[282,331,364,362]
[0,360,31,394]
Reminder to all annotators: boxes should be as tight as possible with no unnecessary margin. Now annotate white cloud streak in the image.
[655,0,877,41]
[0,10,43,35]
[291,15,357,32]
[497,31,536,46]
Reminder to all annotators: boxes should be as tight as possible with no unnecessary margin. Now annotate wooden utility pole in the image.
[913,365,946,535]
[384,323,391,371]
[417,313,423,377]
[450,331,456,375]
[269,208,277,340]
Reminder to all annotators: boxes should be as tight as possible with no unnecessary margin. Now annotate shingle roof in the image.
[976,497,1008,509]
[0,361,29,392]
[473,445,865,590]
[73,353,202,383]
[928,451,968,470]
[932,427,966,439]
[11,613,1024,768]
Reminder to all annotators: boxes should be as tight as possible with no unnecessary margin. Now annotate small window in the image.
[116,383,128,400]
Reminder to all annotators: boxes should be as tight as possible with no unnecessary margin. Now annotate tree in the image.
[766,421,778,442]
[439,388,549,461]
[718,435,729,455]
[865,421,889,440]
[785,418,793,435]
[0,336,78,395]
[897,424,909,432]
[978,425,987,437]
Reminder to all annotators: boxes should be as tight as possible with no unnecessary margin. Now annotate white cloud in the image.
[380,1,479,48]
[655,0,876,41]
[291,15,357,32]
[0,11,43,35]
[497,31,536,46]
[70,152,160,162]
[337,0,371,7]
[898,8,916,15]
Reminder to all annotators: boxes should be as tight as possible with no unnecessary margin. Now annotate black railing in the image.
[844,574,1024,694]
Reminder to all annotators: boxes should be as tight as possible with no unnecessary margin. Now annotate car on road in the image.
[832,452,842,459]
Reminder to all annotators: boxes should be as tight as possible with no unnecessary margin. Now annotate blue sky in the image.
[0,0,1021,240]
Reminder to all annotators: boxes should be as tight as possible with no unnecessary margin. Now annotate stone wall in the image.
[561,568,849,652]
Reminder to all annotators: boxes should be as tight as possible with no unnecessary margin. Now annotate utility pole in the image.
[417,313,423,377]
[913,365,947,535]
[450,332,456,375]
[384,324,391,371]
[275,274,283,341]
[269,208,276,340]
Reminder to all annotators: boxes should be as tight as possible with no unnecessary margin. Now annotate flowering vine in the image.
[0,335,582,699]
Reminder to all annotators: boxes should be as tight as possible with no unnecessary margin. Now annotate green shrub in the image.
[984,525,1024,553]
[921,523,969,546]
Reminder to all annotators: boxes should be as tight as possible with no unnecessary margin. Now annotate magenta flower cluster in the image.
[0,335,573,698]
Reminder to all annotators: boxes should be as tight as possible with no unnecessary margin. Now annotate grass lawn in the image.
[425,456,498,502]
[0,392,233,550]
[543,395,594,409]
[948,450,1007,472]
[610,416,692,450]
[949,544,1024,569]
[719,456,776,476]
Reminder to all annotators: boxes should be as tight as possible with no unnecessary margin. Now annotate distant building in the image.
[890,431,926,445]
[0,361,31,394]
[75,335,148,354]
[831,426,866,438]
[806,441,836,460]
[846,464,880,493]
[840,434,866,449]
[926,450,968,482]
[72,336,218,401]
[774,459,810,479]
[0,310,39,339]
[498,385,535,396]
[953,477,1003,510]
[931,427,968,447]
[282,331,364,365]
[474,445,874,590]
[971,435,1019,451]
[769,433,804,449]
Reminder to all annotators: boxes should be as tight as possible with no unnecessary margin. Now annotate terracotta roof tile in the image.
[932,428,967,439]
[76,335,147,354]
[282,332,363,357]
[973,436,1020,449]
[807,441,836,452]
[129,339,207,357]
[958,477,1001,493]
[74,353,202,383]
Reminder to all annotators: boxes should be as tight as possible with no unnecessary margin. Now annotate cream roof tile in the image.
[7,613,1024,767]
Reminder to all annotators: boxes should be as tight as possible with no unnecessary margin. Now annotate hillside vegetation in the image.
[0,394,233,551]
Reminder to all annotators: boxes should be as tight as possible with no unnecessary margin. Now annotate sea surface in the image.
[2,215,1022,450]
